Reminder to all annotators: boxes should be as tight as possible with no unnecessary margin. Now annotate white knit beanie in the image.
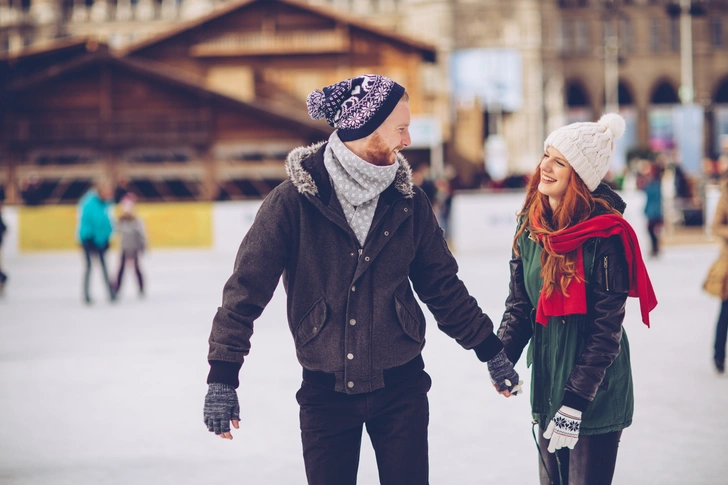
[543,113,626,192]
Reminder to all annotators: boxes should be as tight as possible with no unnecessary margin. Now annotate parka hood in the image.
[593,182,627,215]
[284,141,415,199]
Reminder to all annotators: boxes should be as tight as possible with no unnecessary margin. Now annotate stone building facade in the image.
[3,0,728,185]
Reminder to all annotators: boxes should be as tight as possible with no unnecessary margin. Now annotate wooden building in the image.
[0,0,437,205]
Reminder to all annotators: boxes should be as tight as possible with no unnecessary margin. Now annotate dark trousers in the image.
[82,240,113,302]
[715,299,728,365]
[647,220,661,256]
[537,430,622,485]
[296,370,431,485]
[115,250,144,294]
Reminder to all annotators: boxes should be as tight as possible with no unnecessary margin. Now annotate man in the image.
[203,74,520,484]
[0,186,7,295]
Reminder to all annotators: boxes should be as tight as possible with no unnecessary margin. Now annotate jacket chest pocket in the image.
[394,295,426,343]
[295,298,329,346]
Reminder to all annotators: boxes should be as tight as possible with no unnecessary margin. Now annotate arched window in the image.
[566,81,590,107]
[651,81,679,104]
[716,79,728,104]
[618,81,634,105]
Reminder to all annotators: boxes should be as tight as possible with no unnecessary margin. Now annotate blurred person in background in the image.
[112,194,146,299]
[638,162,664,258]
[703,170,728,374]
[19,173,43,206]
[495,114,657,485]
[411,163,437,202]
[0,185,7,296]
[202,74,520,485]
[77,179,115,304]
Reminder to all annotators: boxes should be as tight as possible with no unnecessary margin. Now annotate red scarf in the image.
[532,213,657,327]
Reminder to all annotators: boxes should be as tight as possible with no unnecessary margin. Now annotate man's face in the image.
[362,101,411,166]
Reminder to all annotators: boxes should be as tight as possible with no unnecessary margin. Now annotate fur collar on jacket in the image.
[593,182,627,215]
[285,141,415,199]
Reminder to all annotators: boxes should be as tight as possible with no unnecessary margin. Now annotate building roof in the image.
[0,36,99,63]
[121,0,436,62]
[2,49,332,137]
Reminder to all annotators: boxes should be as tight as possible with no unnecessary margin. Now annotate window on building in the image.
[618,82,634,106]
[650,18,662,52]
[560,20,572,54]
[575,19,590,53]
[620,17,634,53]
[651,81,680,104]
[669,17,680,51]
[711,17,724,48]
[566,82,590,107]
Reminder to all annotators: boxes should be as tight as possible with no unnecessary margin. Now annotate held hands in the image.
[203,383,240,440]
[486,348,523,397]
[543,406,582,453]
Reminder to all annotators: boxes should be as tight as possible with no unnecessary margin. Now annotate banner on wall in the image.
[450,49,523,111]
[715,106,728,156]
[613,108,638,174]
[648,106,676,153]
[673,104,704,174]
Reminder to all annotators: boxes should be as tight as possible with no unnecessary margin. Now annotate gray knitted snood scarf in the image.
[324,131,400,246]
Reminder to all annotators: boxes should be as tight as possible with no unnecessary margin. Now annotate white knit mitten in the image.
[543,406,582,453]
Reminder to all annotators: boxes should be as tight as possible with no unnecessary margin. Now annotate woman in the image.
[77,180,115,304]
[495,114,657,485]
[641,162,663,258]
[704,172,728,374]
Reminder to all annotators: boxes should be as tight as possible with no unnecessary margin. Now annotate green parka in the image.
[498,185,634,435]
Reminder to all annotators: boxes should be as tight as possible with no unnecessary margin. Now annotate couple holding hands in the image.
[203,75,657,485]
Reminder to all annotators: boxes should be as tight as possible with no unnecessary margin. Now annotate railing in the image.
[190,30,349,56]
[5,114,211,145]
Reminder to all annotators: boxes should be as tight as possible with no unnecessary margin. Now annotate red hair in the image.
[513,164,619,297]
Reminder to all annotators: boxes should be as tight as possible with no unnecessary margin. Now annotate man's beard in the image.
[363,132,401,167]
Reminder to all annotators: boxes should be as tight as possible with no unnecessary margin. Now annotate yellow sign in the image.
[18,202,213,252]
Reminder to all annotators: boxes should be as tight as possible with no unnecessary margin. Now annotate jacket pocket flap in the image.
[295,298,328,346]
[394,295,425,343]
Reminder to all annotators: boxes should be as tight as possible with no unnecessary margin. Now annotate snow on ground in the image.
[1,199,726,485]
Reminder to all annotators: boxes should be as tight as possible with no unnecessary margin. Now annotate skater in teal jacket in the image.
[77,180,115,304]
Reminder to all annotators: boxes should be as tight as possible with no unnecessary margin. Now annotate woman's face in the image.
[538,146,573,208]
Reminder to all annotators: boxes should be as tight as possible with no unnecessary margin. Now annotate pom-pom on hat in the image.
[306,74,405,142]
[544,113,626,191]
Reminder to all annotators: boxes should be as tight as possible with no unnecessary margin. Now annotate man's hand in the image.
[486,348,522,397]
[543,406,582,453]
[203,383,240,440]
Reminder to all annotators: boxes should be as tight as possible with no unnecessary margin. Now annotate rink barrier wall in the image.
[6,202,213,252]
[0,191,646,256]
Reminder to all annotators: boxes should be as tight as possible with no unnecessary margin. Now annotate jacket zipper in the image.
[604,256,609,291]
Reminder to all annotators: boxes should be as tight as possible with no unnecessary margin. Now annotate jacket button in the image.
[349,319,356,325]
[364,256,370,261]
[347,353,354,360]
[404,208,409,212]
[350,252,355,257]
[347,381,354,388]
[313,326,318,333]
[351,285,356,292]
[561,318,566,324]
[384,231,389,236]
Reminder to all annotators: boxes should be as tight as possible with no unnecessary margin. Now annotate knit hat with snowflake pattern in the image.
[306,74,406,142]
[543,113,626,192]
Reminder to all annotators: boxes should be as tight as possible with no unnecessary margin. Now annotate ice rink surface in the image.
[1,197,727,485]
